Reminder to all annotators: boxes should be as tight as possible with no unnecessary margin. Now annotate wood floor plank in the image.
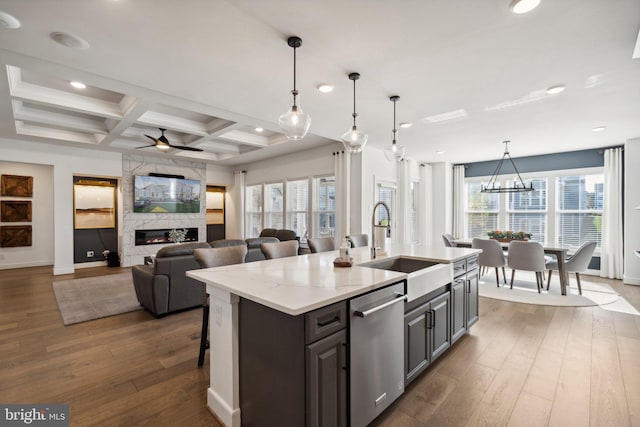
[522,349,563,401]
[507,392,553,427]
[617,336,640,426]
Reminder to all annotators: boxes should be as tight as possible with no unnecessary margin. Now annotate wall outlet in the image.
[86,251,94,257]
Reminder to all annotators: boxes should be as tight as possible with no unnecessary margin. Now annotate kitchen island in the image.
[187,243,480,427]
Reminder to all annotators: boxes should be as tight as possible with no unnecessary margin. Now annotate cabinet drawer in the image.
[466,256,479,272]
[453,260,466,278]
[305,301,347,344]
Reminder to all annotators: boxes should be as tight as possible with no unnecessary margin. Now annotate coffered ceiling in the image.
[0,0,639,165]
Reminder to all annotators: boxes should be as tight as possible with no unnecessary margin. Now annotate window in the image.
[245,184,262,238]
[466,182,499,238]
[557,174,603,250]
[263,182,283,229]
[376,181,396,240]
[507,178,547,244]
[286,179,309,243]
[464,168,603,250]
[313,176,335,238]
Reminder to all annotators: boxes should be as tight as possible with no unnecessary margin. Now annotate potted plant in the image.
[487,230,532,242]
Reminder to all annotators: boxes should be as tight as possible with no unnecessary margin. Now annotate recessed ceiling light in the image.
[70,81,86,89]
[400,122,413,128]
[317,84,334,93]
[255,127,264,132]
[546,84,566,95]
[436,151,445,155]
[50,32,90,50]
[509,0,541,14]
[0,11,21,29]
[592,126,607,132]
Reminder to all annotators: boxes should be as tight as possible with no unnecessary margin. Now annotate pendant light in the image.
[341,72,368,153]
[481,141,534,193]
[384,95,406,162]
[278,36,311,140]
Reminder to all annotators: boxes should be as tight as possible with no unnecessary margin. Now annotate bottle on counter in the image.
[340,237,351,261]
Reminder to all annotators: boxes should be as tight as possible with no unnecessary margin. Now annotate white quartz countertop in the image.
[187,243,481,316]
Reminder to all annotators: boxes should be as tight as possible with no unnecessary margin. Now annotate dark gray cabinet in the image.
[239,298,347,427]
[466,268,479,328]
[451,276,466,343]
[306,330,347,427]
[404,291,451,385]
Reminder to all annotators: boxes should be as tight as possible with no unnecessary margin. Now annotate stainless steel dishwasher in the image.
[350,281,406,427]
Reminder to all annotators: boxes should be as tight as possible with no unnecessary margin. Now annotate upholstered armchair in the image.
[131,242,211,317]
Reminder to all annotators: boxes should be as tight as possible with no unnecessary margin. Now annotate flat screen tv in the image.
[134,175,200,213]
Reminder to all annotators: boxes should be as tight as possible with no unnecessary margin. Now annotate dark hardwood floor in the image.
[1,265,639,426]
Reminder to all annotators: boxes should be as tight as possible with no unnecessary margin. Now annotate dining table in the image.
[454,239,571,296]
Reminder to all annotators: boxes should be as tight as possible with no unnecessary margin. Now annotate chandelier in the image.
[481,141,534,193]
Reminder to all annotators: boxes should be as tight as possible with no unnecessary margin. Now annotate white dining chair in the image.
[507,241,546,293]
[546,241,596,295]
[442,233,457,247]
[472,238,507,286]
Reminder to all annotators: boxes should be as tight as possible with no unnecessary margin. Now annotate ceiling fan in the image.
[137,128,203,152]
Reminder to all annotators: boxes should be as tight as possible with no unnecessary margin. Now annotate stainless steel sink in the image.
[360,256,453,302]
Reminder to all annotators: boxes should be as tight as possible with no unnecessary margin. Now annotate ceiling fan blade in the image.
[135,144,157,149]
[169,144,204,152]
[144,134,157,142]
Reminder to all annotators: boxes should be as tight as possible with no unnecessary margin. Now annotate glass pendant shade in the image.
[278,97,311,140]
[341,126,368,153]
[341,72,368,153]
[280,36,310,140]
[384,142,406,162]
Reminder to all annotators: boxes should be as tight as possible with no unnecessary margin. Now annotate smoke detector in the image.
[50,32,90,50]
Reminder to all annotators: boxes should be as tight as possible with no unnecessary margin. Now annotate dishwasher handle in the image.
[353,294,407,318]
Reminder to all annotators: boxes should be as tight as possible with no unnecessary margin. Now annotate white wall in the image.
[0,161,54,269]
[0,138,122,274]
[624,138,640,285]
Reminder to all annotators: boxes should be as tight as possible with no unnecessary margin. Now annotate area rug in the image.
[52,272,142,325]
[478,271,618,307]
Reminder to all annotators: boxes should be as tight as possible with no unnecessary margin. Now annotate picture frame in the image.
[1,175,33,197]
[1,200,32,222]
[0,225,32,247]
[74,182,116,229]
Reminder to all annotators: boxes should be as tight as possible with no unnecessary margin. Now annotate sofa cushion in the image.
[210,239,246,248]
[259,228,278,238]
[275,229,297,241]
[246,237,279,249]
[155,241,211,258]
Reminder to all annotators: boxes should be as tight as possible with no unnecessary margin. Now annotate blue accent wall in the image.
[463,147,610,178]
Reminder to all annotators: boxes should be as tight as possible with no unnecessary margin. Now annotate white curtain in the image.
[600,147,623,279]
[452,165,465,239]
[419,163,433,246]
[334,151,351,245]
[232,170,246,239]
[397,159,411,244]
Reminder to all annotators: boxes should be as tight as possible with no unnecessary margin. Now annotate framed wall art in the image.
[0,225,32,247]
[74,181,116,229]
[1,200,32,222]
[1,174,33,197]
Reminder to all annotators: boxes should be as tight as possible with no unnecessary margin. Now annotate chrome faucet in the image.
[371,201,391,259]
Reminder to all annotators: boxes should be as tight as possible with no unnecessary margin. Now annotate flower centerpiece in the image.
[487,230,532,242]
[168,228,188,244]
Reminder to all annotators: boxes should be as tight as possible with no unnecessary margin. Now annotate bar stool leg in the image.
[198,304,210,367]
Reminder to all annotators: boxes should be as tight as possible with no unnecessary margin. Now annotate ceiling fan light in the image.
[278,101,311,140]
[510,0,541,14]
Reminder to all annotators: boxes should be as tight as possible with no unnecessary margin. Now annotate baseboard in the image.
[623,275,640,285]
[0,260,52,270]
[74,261,108,269]
[53,266,75,275]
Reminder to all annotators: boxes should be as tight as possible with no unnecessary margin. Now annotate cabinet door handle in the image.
[426,310,432,329]
[431,310,436,328]
[317,315,340,327]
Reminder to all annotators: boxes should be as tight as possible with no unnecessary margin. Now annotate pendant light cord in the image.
[292,45,298,104]
[352,77,357,126]
[392,98,397,145]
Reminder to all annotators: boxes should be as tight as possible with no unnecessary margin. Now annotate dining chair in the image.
[507,241,546,293]
[307,237,336,253]
[347,234,369,248]
[472,238,507,287]
[546,241,596,295]
[261,240,299,259]
[193,245,247,367]
[442,233,457,247]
